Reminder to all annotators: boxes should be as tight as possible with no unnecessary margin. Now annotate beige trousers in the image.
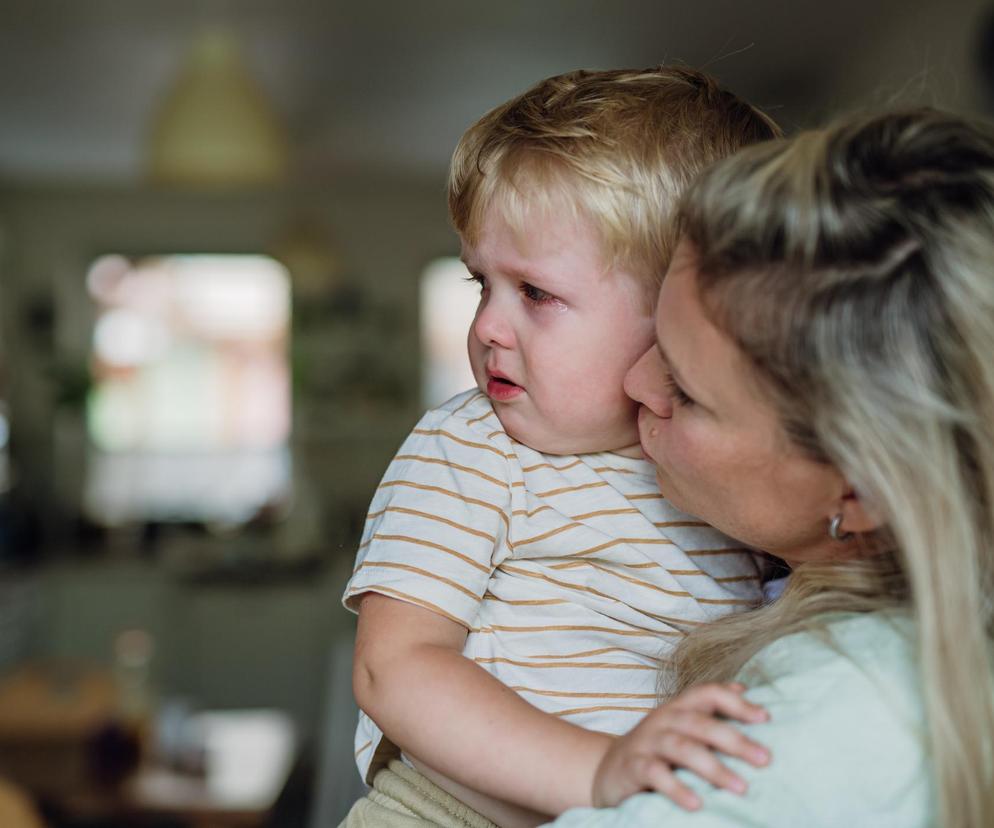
[339,760,498,828]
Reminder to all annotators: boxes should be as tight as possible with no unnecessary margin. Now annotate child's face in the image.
[462,206,656,456]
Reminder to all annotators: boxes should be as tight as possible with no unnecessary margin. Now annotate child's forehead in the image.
[462,200,608,270]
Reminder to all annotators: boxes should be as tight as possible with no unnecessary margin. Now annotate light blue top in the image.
[550,612,934,828]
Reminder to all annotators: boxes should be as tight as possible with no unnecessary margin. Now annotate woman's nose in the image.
[624,347,673,418]
[471,296,514,349]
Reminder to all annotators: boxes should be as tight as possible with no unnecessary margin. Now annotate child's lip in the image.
[486,367,519,386]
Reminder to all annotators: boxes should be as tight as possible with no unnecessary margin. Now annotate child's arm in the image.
[353,592,612,817]
[355,593,774,820]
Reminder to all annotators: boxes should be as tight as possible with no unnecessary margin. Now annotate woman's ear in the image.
[836,488,882,535]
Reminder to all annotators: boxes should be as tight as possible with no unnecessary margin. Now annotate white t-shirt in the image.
[343,389,762,782]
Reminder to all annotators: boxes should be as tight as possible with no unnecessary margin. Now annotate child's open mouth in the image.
[486,376,523,401]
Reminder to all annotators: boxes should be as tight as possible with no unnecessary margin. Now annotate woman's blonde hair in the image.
[448,66,780,302]
[672,108,994,828]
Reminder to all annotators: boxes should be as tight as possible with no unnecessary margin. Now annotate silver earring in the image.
[829,513,853,542]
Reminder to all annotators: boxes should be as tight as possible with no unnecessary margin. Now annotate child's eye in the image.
[520,282,557,304]
[663,370,694,407]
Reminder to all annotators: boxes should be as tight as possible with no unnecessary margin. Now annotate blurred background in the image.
[0,1,991,826]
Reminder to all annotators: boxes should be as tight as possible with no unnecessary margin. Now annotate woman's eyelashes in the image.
[663,370,694,407]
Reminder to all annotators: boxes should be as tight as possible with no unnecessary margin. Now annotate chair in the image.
[0,777,45,828]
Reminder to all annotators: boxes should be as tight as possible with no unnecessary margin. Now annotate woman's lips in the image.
[636,406,658,461]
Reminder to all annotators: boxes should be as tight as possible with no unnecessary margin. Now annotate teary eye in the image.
[520,282,556,304]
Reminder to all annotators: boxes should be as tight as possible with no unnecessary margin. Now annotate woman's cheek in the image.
[660,419,708,482]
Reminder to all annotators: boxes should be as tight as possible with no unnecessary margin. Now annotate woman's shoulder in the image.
[741,610,916,685]
[551,611,933,828]
[736,611,922,729]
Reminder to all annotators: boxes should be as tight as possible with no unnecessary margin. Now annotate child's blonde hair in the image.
[672,108,994,828]
[448,66,780,300]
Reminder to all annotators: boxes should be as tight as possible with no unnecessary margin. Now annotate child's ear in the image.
[837,488,883,535]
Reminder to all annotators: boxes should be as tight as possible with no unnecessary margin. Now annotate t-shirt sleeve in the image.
[342,406,512,628]
[548,624,931,828]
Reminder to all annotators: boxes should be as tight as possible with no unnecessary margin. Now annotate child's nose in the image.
[624,348,673,418]
[472,298,514,349]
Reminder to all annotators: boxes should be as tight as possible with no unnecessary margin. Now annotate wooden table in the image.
[66,709,298,828]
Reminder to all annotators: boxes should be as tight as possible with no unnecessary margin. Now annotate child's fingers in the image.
[674,683,769,724]
[641,760,702,811]
[655,732,748,795]
[664,711,770,767]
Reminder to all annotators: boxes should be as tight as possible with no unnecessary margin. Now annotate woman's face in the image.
[624,241,848,564]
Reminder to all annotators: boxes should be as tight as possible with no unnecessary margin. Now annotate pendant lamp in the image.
[148,30,289,187]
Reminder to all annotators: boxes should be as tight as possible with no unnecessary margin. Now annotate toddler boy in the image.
[344,66,780,825]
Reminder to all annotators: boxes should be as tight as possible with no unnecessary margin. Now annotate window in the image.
[84,254,291,526]
[419,257,479,409]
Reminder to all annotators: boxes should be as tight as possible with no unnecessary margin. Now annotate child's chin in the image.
[501,419,585,456]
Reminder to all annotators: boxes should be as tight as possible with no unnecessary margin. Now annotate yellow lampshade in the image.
[148,30,289,187]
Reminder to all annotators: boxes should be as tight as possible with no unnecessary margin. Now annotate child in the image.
[343,67,780,826]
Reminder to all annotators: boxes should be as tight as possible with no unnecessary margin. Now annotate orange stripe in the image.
[572,537,675,558]
[553,705,654,717]
[412,428,513,459]
[475,657,657,670]
[643,610,709,627]
[526,647,659,660]
[466,411,495,426]
[577,560,756,605]
[569,560,693,598]
[536,481,610,498]
[355,740,373,758]
[451,393,484,414]
[394,455,508,489]
[521,458,584,473]
[571,507,640,520]
[371,533,491,573]
[509,686,659,699]
[548,560,664,572]
[356,561,480,600]
[512,505,553,518]
[666,569,760,584]
[474,622,679,638]
[366,507,496,543]
[480,595,569,606]
[497,563,630,603]
[377,481,509,528]
[627,493,665,501]
[353,585,468,627]
[591,466,636,475]
[512,522,583,549]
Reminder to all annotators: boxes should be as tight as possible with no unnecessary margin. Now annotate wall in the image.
[0,175,460,820]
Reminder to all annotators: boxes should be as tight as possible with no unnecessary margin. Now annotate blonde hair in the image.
[447,66,780,300]
[672,109,994,828]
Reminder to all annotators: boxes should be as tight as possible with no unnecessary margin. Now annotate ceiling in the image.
[0,0,989,184]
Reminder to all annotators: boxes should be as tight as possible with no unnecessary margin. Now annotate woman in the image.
[552,109,994,827]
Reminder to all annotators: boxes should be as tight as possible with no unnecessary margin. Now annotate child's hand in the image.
[591,682,770,810]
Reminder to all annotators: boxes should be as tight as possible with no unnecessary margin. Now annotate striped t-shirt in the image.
[344,389,762,782]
